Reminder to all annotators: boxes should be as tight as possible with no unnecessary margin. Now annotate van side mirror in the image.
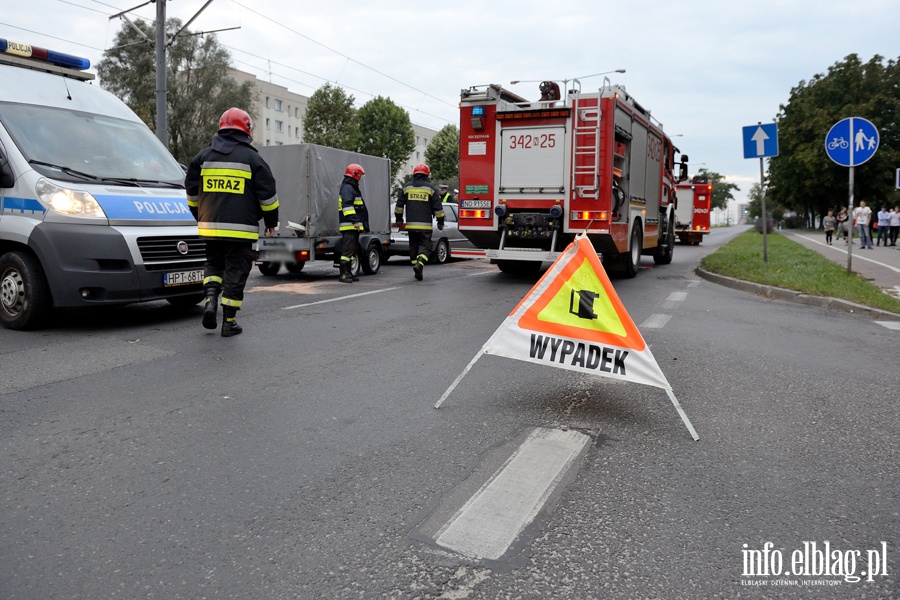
[0,154,14,188]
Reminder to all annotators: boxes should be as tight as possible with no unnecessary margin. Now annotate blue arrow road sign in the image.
[743,123,779,159]
[825,117,879,167]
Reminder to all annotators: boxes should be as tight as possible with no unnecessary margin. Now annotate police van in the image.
[0,38,204,330]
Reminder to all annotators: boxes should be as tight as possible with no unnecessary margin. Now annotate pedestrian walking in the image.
[337,163,368,283]
[822,209,836,245]
[853,201,873,249]
[876,205,891,246]
[836,207,849,244]
[395,163,445,281]
[889,206,900,247]
[185,107,279,337]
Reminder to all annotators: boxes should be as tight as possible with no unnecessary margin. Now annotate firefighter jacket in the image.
[338,176,369,232]
[396,174,445,231]
[185,131,279,241]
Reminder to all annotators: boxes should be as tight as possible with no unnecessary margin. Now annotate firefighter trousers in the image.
[340,229,360,263]
[203,239,253,311]
[408,230,432,266]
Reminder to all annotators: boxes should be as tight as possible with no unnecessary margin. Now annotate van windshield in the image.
[0,102,186,186]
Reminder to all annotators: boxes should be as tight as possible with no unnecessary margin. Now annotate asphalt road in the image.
[1,229,897,599]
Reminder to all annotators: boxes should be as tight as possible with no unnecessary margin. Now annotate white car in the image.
[388,202,475,264]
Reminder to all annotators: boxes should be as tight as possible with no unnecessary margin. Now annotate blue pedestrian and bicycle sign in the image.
[825,117,879,167]
[742,123,779,159]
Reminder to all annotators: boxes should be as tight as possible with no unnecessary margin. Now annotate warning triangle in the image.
[515,237,646,351]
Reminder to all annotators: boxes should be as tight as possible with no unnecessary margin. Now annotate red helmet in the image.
[345,163,365,180]
[219,108,253,136]
[413,163,430,177]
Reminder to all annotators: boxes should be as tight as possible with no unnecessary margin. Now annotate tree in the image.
[768,54,900,221]
[696,168,739,210]
[354,96,415,183]
[302,83,358,150]
[97,19,253,165]
[424,124,459,182]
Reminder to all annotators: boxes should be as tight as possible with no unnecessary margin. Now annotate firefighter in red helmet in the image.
[395,163,444,281]
[337,163,368,283]
[185,107,279,336]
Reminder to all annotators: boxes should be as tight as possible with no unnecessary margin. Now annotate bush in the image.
[783,215,805,229]
[754,217,775,233]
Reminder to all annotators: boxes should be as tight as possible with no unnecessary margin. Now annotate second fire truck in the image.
[674,176,712,245]
[455,78,688,277]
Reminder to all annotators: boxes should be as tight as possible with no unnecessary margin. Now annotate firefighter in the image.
[185,107,279,337]
[396,163,444,281]
[337,163,368,283]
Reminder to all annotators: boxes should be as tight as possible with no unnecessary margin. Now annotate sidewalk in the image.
[780,229,900,299]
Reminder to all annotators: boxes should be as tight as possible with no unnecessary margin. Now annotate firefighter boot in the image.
[201,289,220,330]
[221,307,242,337]
[413,262,424,281]
[338,262,354,283]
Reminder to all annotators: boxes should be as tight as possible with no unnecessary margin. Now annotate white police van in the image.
[0,39,204,330]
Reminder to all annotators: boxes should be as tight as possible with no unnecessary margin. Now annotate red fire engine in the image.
[674,176,712,245]
[455,79,688,277]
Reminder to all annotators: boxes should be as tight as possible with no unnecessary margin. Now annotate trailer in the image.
[254,144,392,277]
[456,79,688,277]
[674,176,712,245]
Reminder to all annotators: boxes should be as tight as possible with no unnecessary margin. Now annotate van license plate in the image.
[164,269,203,286]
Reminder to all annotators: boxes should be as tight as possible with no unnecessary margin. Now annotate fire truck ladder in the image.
[571,90,602,199]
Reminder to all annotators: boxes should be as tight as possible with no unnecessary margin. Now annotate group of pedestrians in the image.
[185,107,450,336]
[823,201,900,248]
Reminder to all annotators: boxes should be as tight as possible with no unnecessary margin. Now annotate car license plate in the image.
[461,199,491,209]
[164,269,203,286]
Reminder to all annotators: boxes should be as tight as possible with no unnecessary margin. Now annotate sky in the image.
[4,0,899,209]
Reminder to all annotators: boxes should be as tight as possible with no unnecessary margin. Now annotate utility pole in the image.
[155,0,168,147]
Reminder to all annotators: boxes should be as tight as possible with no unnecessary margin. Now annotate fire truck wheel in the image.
[496,260,541,276]
[258,261,281,276]
[623,226,642,278]
[654,219,675,265]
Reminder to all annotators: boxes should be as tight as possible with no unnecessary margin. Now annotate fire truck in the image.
[455,79,688,277]
[674,176,712,245]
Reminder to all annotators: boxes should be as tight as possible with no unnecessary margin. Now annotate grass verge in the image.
[700,230,900,314]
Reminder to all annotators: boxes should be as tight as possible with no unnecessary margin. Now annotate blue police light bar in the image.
[0,38,91,70]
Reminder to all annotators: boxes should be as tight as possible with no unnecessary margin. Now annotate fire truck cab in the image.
[456,78,688,277]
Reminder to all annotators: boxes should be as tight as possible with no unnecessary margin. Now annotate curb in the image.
[695,268,900,322]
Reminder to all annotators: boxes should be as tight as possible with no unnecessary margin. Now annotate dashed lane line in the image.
[435,427,590,561]
[641,314,672,329]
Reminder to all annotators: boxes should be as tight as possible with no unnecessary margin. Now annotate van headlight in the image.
[36,179,107,218]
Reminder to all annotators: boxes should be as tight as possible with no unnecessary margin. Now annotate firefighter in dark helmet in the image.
[337,163,368,283]
[395,163,444,281]
[185,107,279,337]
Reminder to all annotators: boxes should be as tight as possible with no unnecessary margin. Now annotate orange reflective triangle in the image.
[516,237,646,351]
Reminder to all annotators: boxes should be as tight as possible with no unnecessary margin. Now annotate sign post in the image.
[743,122,779,262]
[825,117,879,274]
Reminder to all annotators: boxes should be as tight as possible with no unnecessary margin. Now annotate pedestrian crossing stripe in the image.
[513,237,645,351]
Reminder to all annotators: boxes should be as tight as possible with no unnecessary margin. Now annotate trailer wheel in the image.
[258,261,281,276]
[653,217,675,265]
[434,239,450,265]
[0,251,52,330]
[285,262,305,274]
[361,241,381,275]
[623,226,642,278]
[496,260,542,276]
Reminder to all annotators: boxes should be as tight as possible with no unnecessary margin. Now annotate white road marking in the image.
[641,314,672,329]
[794,234,900,274]
[435,428,590,560]
[666,291,688,302]
[875,320,900,330]
[281,287,398,309]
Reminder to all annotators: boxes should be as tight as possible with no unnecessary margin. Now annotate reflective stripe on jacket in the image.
[338,176,368,232]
